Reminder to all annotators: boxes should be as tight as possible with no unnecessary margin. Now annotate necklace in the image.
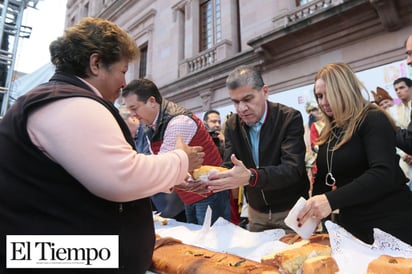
[325,129,344,190]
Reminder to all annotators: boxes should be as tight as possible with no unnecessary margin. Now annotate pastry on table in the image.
[279,233,330,246]
[367,255,412,274]
[153,212,168,225]
[261,243,331,274]
[301,255,339,274]
[152,236,280,274]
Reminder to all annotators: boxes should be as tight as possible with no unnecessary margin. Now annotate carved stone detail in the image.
[369,0,401,31]
[200,90,213,111]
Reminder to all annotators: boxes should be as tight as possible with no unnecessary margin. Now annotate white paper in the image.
[284,196,318,239]
[155,208,285,262]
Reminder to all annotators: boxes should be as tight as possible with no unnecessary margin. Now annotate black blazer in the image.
[223,101,309,213]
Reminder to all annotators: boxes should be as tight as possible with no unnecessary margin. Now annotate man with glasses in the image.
[122,79,231,225]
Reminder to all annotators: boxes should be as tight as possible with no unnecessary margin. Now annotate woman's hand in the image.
[175,135,204,171]
[296,194,332,227]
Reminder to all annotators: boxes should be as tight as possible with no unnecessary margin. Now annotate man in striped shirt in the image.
[123,79,231,225]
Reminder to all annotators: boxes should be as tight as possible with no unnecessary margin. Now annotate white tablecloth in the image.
[152,210,412,273]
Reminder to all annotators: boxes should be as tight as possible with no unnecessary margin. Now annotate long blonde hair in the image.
[315,63,394,149]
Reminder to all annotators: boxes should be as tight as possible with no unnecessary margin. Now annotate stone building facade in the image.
[65,0,412,116]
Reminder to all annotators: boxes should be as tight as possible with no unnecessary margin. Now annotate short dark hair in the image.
[122,79,162,104]
[49,17,139,78]
[226,65,265,90]
[203,110,220,121]
[393,77,412,87]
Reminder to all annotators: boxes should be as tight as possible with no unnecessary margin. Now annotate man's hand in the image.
[216,131,225,143]
[206,154,250,192]
[175,135,204,171]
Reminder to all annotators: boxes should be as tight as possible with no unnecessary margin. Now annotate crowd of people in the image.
[0,16,412,273]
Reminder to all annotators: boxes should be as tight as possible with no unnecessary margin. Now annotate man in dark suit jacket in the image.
[207,65,309,232]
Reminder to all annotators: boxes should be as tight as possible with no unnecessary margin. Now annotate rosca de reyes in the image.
[192,165,228,180]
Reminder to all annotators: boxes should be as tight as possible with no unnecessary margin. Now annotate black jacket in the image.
[396,119,412,155]
[315,108,412,245]
[223,101,309,213]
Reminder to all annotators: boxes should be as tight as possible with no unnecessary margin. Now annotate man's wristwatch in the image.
[249,169,256,185]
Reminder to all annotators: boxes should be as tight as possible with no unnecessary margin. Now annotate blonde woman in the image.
[297,63,412,245]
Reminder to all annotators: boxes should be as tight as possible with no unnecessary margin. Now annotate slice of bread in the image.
[152,236,281,274]
[279,233,330,246]
[301,255,339,274]
[367,255,412,274]
[192,165,228,180]
[261,243,331,274]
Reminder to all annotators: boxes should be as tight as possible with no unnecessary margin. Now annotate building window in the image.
[199,0,221,52]
[139,44,148,78]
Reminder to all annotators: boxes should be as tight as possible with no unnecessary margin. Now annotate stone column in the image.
[146,25,154,80]
[184,0,199,58]
[222,0,239,54]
